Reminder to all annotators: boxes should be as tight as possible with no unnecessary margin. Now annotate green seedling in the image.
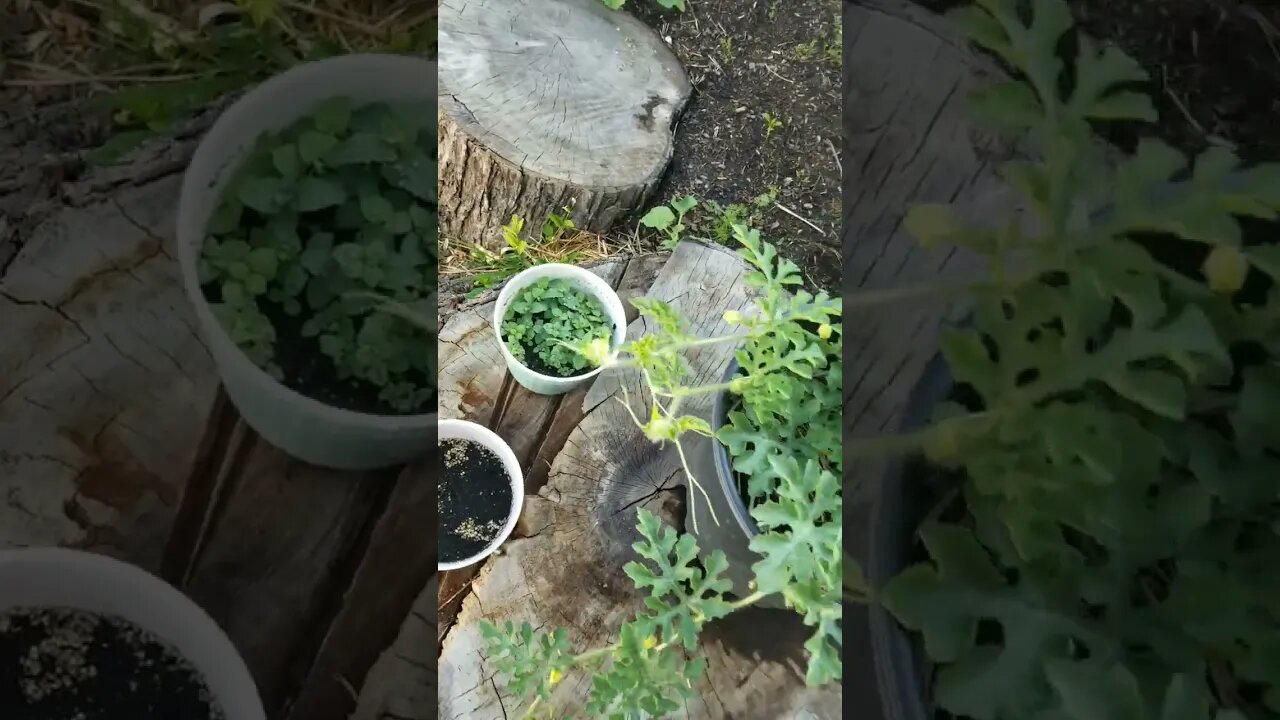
[704,186,779,244]
[501,278,613,378]
[200,96,438,413]
[640,195,698,250]
[761,112,783,140]
[466,208,586,299]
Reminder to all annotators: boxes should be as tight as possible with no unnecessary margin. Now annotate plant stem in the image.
[728,590,768,610]
[842,279,989,309]
[562,591,770,671]
[571,644,617,665]
[843,427,936,460]
[675,437,719,532]
[670,380,738,399]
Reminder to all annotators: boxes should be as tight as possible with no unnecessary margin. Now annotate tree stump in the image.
[437,242,842,719]
[438,0,691,249]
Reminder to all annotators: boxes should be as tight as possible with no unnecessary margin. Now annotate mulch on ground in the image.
[631,0,843,292]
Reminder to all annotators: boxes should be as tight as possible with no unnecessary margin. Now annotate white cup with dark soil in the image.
[438,419,524,571]
[177,54,438,470]
[0,548,264,719]
[493,264,627,396]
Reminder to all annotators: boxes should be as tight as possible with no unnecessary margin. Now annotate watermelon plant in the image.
[857,0,1280,718]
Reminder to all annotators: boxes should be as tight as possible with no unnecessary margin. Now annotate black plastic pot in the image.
[684,358,781,607]
[710,358,758,537]
[867,353,958,720]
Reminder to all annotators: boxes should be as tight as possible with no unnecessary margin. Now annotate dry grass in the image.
[439,229,638,277]
[2,0,434,126]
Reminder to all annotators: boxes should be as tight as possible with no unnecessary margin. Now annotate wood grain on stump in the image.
[1,101,436,720]
[438,0,691,248]
[437,242,841,719]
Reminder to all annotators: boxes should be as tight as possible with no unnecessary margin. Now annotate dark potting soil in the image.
[628,0,842,293]
[0,607,224,720]
[439,438,513,562]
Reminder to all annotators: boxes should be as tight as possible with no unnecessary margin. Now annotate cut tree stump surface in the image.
[437,0,691,249]
[437,241,842,719]
[0,102,435,720]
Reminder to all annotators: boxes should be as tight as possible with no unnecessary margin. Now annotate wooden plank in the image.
[177,426,398,715]
[438,241,842,719]
[351,575,438,720]
[160,387,239,584]
[844,0,1020,445]
[284,455,436,720]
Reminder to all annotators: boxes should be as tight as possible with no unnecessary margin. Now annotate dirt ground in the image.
[630,0,843,292]
[914,0,1280,163]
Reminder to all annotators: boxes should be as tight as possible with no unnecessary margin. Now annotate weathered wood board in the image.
[438,241,842,719]
[842,0,1023,716]
[844,0,1023,450]
[0,133,216,569]
[352,575,439,720]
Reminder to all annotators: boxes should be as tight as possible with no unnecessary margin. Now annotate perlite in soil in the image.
[0,607,224,719]
[439,438,513,562]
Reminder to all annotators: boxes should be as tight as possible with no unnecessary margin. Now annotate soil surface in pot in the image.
[0,607,224,719]
[200,283,435,416]
[439,438,514,562]
[629,0,842,293]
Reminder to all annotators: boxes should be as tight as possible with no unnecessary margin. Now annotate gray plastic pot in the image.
[866,352,954,720]
[0,548,265,719]
[684,358,785,610]
[177,54,437,470]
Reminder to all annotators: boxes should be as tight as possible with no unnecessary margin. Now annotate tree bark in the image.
[437,0,692,248]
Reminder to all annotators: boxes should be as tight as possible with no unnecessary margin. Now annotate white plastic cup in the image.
[438,419,524,571]
[493,264,627,396]
[0,548,265,720]
[177,54,437,470]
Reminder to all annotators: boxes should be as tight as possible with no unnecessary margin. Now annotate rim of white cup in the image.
[491,263,628,384]
[438,419,525,571]
[0,547,265,720]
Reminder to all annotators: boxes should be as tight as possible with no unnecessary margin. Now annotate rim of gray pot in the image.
[711,357,760,538]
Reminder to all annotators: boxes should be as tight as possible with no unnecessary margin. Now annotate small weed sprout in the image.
[762,112,783,140]
[719,36,734,61]
[704,186,779,244]
[640,195,698,250]
[465,206,585,299]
